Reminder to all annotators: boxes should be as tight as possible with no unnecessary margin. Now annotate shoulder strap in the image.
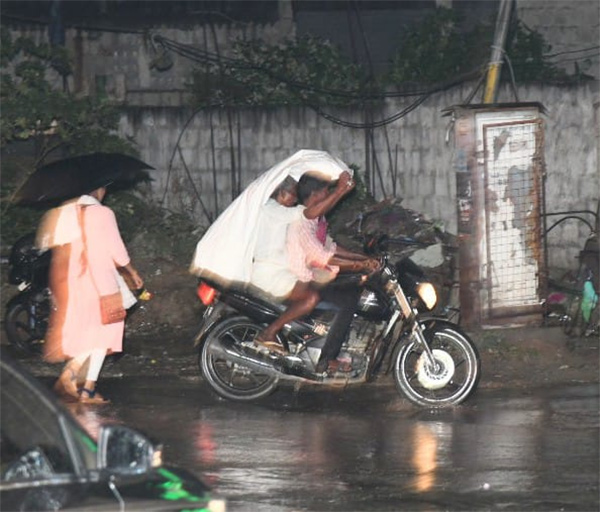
[77,205,100,299]
[77,205,88,275]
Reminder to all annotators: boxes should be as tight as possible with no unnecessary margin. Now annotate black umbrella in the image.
[12,152,154,206]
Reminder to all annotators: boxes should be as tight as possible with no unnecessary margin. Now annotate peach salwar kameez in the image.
[44,200,131,360]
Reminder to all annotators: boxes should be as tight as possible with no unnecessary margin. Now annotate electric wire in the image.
[544,45,600,58]
[156,33,485,129]
[155,33,482,101]
[5,5,596,220]
[4,11,592,111]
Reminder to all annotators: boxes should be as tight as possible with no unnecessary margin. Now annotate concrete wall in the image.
[516,0,600,79]
[3,1,598,271]
[3,11,294,99]
[119,80,599,271]
[5,1,597,99]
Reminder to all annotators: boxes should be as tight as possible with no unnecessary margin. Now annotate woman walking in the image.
[38,186,143,404]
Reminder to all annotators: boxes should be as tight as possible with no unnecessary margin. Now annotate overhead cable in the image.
[153,34,482,101]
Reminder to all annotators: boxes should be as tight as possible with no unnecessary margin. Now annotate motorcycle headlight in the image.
[416,282,437,311]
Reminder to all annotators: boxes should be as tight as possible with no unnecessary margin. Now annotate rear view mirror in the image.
[97,425,162,475]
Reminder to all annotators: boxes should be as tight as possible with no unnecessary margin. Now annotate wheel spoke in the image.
[453,357,466,370]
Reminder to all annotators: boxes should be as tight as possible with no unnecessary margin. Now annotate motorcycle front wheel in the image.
[199,316,279,401]
[4,299,46,354]
[393,325,480,408]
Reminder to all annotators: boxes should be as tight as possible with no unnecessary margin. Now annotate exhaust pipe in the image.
[208,337,314,382]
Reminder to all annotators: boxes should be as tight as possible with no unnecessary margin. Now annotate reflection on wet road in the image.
[64,378,599,511]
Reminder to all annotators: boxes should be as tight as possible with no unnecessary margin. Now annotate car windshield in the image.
[0,359,97,482]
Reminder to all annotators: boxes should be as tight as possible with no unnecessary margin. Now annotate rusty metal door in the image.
[448,103,547,327]
[480,118,546,321]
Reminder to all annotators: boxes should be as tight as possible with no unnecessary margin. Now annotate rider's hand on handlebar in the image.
[353,257,380,275]
[355,258,380,284]
[364,257,381,274]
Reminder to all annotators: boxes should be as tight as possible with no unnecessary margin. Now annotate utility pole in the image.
[483,0,513,103]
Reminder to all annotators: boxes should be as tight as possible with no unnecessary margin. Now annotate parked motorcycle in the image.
[4,233,51,353]
[4,232,150,356]
[193,240,480,408]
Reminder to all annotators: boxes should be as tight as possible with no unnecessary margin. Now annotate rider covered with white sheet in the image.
[190,150,354,352]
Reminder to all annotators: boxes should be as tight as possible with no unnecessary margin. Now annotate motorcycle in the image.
[4,232,150,357]
[4,233,51,353]
[192,239,481,408]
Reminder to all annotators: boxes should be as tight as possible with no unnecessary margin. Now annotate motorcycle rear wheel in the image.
[393,325,480,408]
[199,316,279,401]
[4,300,45,354]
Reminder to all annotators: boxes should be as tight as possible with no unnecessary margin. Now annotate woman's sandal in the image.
[53,365,80,399]
[78,387,110,404]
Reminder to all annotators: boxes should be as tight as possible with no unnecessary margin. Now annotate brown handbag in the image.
[79,206,126,325]
[99,292,126,325]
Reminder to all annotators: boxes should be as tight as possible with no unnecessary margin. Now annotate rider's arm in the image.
[302,172,354,220]
[329,255,379,273]
[334,245,371,261]
[329,244,380,273]
[289,218,338,271]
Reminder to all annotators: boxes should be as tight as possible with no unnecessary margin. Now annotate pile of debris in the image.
[329,196,459,313]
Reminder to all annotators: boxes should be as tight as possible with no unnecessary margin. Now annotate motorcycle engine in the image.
[343,316,387,366]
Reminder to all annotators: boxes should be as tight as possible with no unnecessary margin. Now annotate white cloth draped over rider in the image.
[189,149,352,287]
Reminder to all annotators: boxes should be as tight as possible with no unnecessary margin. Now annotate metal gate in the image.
[448,103,547,327]
[482,120,545,313]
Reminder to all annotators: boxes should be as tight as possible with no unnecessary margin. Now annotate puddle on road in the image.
[62,378,599,511]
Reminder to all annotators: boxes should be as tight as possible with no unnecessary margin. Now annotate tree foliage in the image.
[189,34,379,108]
[0,28,133,162]
[187,7,582,108]
[1,28,137,246]
[388,8,486,86]
[506,20,572,83]
[388,8,573,86]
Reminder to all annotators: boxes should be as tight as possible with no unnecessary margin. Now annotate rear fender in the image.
[5,289,41,312]
[6,293,27,311]
[193,302,229,348]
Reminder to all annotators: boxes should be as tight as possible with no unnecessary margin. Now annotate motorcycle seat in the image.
[199,278,344,314]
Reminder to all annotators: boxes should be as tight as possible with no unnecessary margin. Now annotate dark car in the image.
[0,353,226,511]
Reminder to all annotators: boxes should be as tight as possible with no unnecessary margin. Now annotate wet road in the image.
[61,377,599,512]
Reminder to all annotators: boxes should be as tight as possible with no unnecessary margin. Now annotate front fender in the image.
[419,317,468,341]
[383,316,466,375]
